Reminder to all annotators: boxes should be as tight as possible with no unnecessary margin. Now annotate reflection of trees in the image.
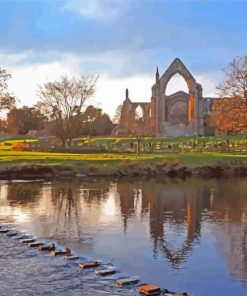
[242,215,247,262]
[117,179,151,232]
[209,179,247,282]
[46,182,82,239]
[6,182,42,204]
[117,181,138,232]
[48,180,111,246]
[0,182,42,224]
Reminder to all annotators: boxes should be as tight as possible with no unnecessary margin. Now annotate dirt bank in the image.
[0,163,246,180]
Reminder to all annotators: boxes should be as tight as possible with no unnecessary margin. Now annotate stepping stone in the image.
[6,232,19,237]
[38,244,55,251]
[63,255,79,261]
[95,267,116,276]
[21,238,35,244]
[116,276,140,286]
[0,229,9,234]
[50,250,67,256]
[138,283,161,295]
[28,241,45,248]
[14,234,30,240]
[79,261,101,269]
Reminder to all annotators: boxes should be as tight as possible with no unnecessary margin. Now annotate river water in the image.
[0,177,247,296]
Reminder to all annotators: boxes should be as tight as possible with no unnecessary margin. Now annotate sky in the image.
[0,0,247,118]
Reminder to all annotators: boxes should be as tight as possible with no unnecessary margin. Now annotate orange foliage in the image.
[210,96,247,134]
[11,142,30,151]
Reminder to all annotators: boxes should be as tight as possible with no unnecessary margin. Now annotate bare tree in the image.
[37,75,98,148]
[217,55,247,107]
[132,118,151,156]
[0,68,15,115]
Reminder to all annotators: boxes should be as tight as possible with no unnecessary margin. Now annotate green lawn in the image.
[76,134,247,146]
[0,151,246,169]
[0,134,246,170]
[1,134,246,152]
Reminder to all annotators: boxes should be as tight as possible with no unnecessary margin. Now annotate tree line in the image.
[0,74,114,148]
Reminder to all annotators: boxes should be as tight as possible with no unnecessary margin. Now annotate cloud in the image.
[63,0,135,22]
[1,48,222,120]
[165,72,221,97]
[8,62,73,107]
[5,54,220,120]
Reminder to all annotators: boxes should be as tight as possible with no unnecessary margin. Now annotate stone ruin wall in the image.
[117,58,216,137]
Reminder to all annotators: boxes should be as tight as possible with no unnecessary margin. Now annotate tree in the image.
[217,55,247,107]
[81,105,102,135]
[131,117,151,156]
[37,75,98,147]
[210,55,247,134]
[6,106,47,135]
[210,96,247,134]
[0,119,6,132]
[81,105,114,136]
[0,68,15,115]
[92,113,114,135]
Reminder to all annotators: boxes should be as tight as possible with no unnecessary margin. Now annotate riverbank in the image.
[0,151,246,179]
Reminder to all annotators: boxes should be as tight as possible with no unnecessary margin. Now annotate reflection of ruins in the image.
[117,58,217,136]
[117,179,204,268]
[143,180,203,268]
[116,178,247,277]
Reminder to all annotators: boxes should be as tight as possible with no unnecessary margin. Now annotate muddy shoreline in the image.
[0,163,246,180]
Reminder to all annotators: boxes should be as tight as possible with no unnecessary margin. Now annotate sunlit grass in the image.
[0,151,246,168]
[2,139,38,144]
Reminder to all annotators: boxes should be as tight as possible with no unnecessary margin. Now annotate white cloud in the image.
[8,62,73,107]
[196,71,222,97]
[165,72,220,97]
[64,0,134,22]
[166,73,189,95]
[95,74,154,118]
[3,51,221,120]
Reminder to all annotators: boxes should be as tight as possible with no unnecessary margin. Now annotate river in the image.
[0,177,246,296]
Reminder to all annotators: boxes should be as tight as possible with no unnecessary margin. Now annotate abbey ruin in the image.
[117,58,215,136]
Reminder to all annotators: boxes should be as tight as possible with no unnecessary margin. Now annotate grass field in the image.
[77,134,247,147]
[0,151,246,169]
[0,135,246,171]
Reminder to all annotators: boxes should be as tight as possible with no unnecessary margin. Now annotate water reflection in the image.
[0,177,247,292]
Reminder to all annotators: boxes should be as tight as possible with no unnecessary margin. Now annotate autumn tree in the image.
[210,55,247,134]
[0,68,15,116]
[37,75,98,148]
[6,106,47,135]
[210,96,247,134]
